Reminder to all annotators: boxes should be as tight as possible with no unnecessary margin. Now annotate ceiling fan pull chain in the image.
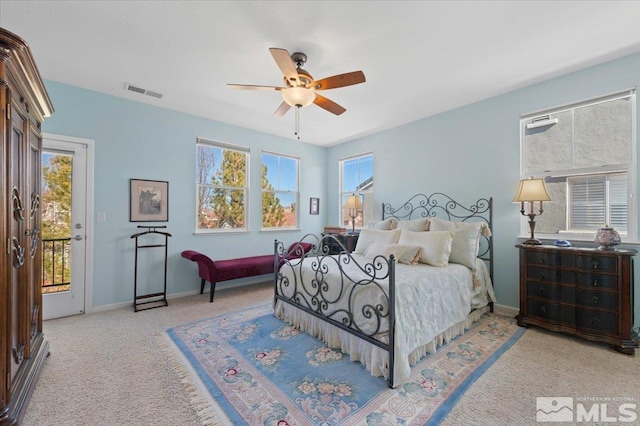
[295,105,300,139]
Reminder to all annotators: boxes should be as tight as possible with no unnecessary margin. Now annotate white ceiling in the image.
[2,1,640,146]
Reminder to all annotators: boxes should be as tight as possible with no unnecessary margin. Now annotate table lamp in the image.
[513,177,551,245]
[343,194,363,233]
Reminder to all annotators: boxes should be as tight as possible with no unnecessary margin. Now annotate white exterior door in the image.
[42,135,92,320]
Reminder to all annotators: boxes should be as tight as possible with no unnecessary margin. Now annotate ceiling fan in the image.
[228,48,366,138]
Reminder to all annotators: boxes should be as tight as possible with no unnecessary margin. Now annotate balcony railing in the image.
[42,237,71,292]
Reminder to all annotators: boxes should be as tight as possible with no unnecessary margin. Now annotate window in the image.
[261,152,299,229]
[520,90,636,239]
[196,139,249,232]
[568,173,628,233]
[340,153,373,229]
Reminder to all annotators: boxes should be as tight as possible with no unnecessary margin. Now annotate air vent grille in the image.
[124,83,163,99]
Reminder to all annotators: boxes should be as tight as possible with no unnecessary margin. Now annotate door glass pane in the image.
[41,152,72,293]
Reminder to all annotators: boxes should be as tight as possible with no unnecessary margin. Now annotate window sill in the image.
[260,228,302,233]
[194,230,251,236]
[517,235,640,249]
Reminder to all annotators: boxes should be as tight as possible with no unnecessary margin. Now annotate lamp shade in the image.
[513,177,551,202]
[343,194,363,210]
[282,87,315,107]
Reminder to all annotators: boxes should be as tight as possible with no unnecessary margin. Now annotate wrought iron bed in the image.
[273,193,493,388]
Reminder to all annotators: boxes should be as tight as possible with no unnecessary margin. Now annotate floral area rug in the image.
[162,303,524,425]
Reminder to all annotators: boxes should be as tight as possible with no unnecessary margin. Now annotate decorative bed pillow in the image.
[363,242,423,265]
[353,229,401,254]
[367,218,398,230]
[395,217,430,232]
[397,229,453,267]
[427,217,491,270]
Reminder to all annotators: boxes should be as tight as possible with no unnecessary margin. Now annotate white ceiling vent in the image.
[124,83,163,99]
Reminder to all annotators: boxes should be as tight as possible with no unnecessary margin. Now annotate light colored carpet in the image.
[22,281,640,425]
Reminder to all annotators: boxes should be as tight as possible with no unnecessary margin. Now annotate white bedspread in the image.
[275,253,494,387]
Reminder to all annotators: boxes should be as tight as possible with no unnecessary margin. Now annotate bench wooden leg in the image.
[209,281,217,303]
[200,278,206,294]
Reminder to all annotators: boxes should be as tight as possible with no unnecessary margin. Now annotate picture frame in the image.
[310,197,319,215]
[130,179,169,222]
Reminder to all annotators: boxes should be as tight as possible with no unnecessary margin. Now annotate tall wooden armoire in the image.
[0,28,54,425]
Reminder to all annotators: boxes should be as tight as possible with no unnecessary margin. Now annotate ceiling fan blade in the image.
[269,48,299,84]
[227,84,283,90]
[311,71,366,90]
[313,94,346,115]
[273,101,291,117]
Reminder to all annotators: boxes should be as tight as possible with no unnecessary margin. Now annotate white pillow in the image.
[397,229,453,267]
[395,217,430,232]
[353,229,401,254]
[363,242,423,265]
[428,217,486,269]
[367,218,398,230]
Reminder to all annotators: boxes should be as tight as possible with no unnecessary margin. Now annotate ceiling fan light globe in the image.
[282,87,315,108]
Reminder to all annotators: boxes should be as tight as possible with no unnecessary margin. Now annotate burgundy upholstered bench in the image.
[181,242,312,303]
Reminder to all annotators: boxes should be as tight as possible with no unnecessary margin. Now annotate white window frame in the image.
[339,152,373,230]
[519,89,637,242]
[261,151,300,230]
[195,138,250,234]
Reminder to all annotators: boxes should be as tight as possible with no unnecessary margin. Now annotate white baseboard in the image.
[493,303,519,318]
[86,278,273,314]
[87,289,202,314]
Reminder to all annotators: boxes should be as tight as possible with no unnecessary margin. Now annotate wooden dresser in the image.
[1,28,54,424]
[321,232,359,254]
[517,244,638,354]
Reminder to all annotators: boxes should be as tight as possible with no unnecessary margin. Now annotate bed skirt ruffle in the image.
[274,300,490,388]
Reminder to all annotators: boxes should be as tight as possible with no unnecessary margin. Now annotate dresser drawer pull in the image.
[539,287,546,295]
[592,260,599,269]
[591,317,600,326]
[592,295,599,305]
[539,272,545,280]
[592,279,598,287]
[538,257,545,264]
[540,306,547,314]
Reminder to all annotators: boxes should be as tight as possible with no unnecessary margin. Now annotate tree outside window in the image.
[262,152,298,229]
[196,140,249,231]
[41,152,72,292]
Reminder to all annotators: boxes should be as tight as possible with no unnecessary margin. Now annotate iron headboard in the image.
[382,193,493,282]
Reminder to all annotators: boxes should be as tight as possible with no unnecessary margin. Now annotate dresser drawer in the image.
[574,289,618,310]
[526,282,561,300]
[527,299,561,322]
[526,251,561,266]
[575,309,618,335]
[576,255,617,273]
[575,272,618,290]
[526,267,561,282]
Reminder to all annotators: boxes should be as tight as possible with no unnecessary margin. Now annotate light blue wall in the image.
[43,50,640,321]
[42,81,327,309]
[327,51,640,321]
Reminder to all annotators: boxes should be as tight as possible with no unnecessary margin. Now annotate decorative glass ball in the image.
[594,226,621,250]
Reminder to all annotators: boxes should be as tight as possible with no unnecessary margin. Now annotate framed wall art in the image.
[310,197,319,215]
[130,179,169,222]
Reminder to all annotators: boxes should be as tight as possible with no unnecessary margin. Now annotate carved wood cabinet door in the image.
[1,26,53,425]
[9,93,28,383]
